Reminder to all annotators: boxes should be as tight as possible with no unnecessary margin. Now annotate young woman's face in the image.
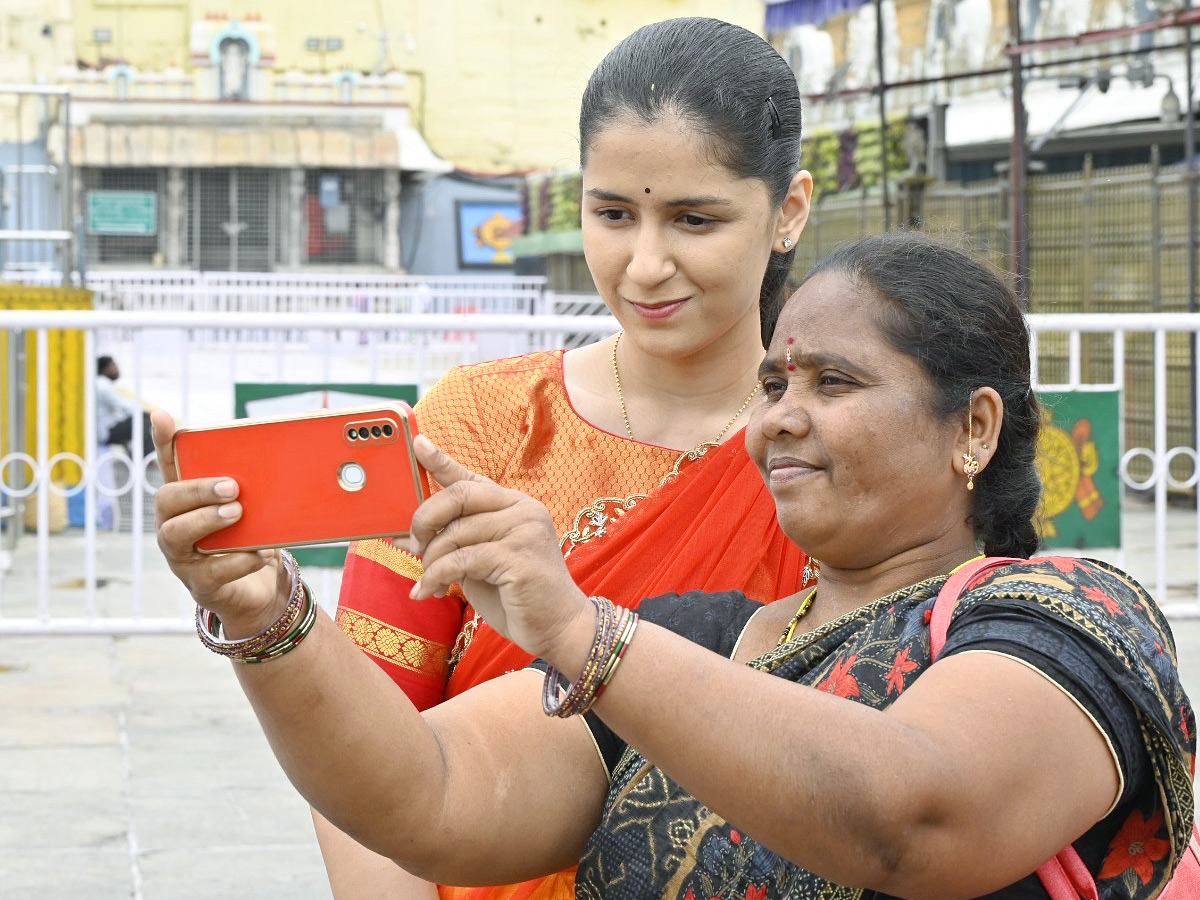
[580,115,783,361]
[746,271,969,568]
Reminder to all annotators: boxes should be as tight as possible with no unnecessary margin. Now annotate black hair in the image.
[579,17,803,347]
[97,355,115,375]
[803,232,1042,558]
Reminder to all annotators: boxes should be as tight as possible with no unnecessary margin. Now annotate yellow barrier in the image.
[0,284,93,484]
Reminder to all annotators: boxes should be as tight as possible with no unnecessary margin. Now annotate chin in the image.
[774,512,812,548]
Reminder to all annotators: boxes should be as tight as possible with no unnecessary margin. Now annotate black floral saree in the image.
[572,558,1195,900]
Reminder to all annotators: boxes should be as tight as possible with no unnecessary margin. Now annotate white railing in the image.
[0,309,617,634]
[3,269,551,311]
[1,309,1199,634]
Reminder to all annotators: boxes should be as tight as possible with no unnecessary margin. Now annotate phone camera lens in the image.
[357,427,370,439]
[347,429,358,441]
[382,423,394,437]
[371,425,383,438]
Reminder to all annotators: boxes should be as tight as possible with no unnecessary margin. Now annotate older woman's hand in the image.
[150,409,288,638]
[400,436,591,662]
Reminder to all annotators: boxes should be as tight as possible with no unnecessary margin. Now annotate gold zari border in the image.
[349,539,425,581]
[335,608,450,678]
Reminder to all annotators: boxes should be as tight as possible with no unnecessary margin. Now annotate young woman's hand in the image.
[401,436,592,661]
[150,409,289,638]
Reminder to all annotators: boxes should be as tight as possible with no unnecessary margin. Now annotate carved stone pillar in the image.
[165,167,185,267]
[288,168,305,267]
[383,169,401,271]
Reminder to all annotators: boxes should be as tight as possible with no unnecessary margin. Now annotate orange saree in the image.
[334,350,809,900]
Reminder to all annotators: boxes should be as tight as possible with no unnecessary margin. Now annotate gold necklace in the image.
[778,555,983,647]
[778,588,817,646]
[611,332,761,445]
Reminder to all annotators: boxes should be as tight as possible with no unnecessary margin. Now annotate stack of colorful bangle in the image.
[542,596,639,718]
[195,549,319,663]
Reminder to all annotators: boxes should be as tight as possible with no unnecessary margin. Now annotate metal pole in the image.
[875,0,892,230]
[1008,0,1030,302]
[1185,0,1196,319]
[1184,0,1198,479]
[15,91,23,271]
[61,91,74,286]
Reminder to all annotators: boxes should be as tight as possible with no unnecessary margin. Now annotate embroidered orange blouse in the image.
[336,350,684,702]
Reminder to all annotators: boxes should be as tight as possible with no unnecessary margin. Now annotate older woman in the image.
[153,232,1194,899]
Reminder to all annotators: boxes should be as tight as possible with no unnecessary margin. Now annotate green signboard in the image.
[1035,390,1121,549]
[233,382,420,567]
[86,190,157,236]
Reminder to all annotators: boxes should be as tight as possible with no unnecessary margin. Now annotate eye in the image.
[761,376,788,399]
[818,372,855,389]
[595,207,631,223]
[679,213,713,229]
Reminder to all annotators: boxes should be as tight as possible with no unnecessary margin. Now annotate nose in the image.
[625,223,675,288]
[751,384,811,444]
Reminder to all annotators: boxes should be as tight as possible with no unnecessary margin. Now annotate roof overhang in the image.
[58,99,452,172]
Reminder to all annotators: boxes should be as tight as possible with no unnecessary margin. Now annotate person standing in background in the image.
[95,355,154,459]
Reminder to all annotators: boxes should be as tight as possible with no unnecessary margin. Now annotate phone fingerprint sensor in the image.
[338,462,367,492]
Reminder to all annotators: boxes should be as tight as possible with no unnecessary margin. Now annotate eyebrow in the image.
[759,349,868,379]
[585,188,732,207]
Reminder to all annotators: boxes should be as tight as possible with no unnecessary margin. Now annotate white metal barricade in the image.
[1,308,1199,633]
[0,309,615,634]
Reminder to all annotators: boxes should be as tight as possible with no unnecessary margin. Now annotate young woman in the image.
[325,17,812,898]
[153,232,1194,899]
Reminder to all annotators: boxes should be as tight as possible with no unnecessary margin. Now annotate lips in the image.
[627,298,688,320]
[766,456,821,483]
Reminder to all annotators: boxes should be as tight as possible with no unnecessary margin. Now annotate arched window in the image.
[106,64,136,100]
[332,70,361,104]
[219,37,250,100]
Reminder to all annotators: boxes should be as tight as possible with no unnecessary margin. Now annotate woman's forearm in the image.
[231,612,604,885]
[312,809,440,900]
[232,614,452,864]
[567,622,1118,900]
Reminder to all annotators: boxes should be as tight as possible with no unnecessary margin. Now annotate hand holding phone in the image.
[172,404,429,553]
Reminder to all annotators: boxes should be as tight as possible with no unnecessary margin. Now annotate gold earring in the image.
[962,394,980,492]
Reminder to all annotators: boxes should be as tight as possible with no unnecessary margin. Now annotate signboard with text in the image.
[86,190,157,236]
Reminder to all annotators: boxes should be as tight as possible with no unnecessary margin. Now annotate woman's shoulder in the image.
[415,350,567,429]
[442,350,566,388]
[962,557,1159,626]
[954,556,1177,665]
[955,555,1192,759]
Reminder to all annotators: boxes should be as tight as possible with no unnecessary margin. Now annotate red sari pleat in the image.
[446,432,805,698]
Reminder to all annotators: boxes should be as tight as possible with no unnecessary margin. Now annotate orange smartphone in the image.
[172,404,429,553]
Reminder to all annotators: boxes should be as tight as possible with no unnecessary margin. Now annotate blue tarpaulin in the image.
[764,0,873,31]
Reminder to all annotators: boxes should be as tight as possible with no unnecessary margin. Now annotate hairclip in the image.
[765,96,782,139]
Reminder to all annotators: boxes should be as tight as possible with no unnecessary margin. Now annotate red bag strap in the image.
[1035,852,1100,900]
[931,555,1102,900]
[929,556,1022,660]
[1158,822,1200,899]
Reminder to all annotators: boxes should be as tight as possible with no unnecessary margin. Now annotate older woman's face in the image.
[746,271,969,568]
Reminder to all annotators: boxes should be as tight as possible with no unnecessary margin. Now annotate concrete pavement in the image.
[1,529,337,899]
[2,515,1200,899]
